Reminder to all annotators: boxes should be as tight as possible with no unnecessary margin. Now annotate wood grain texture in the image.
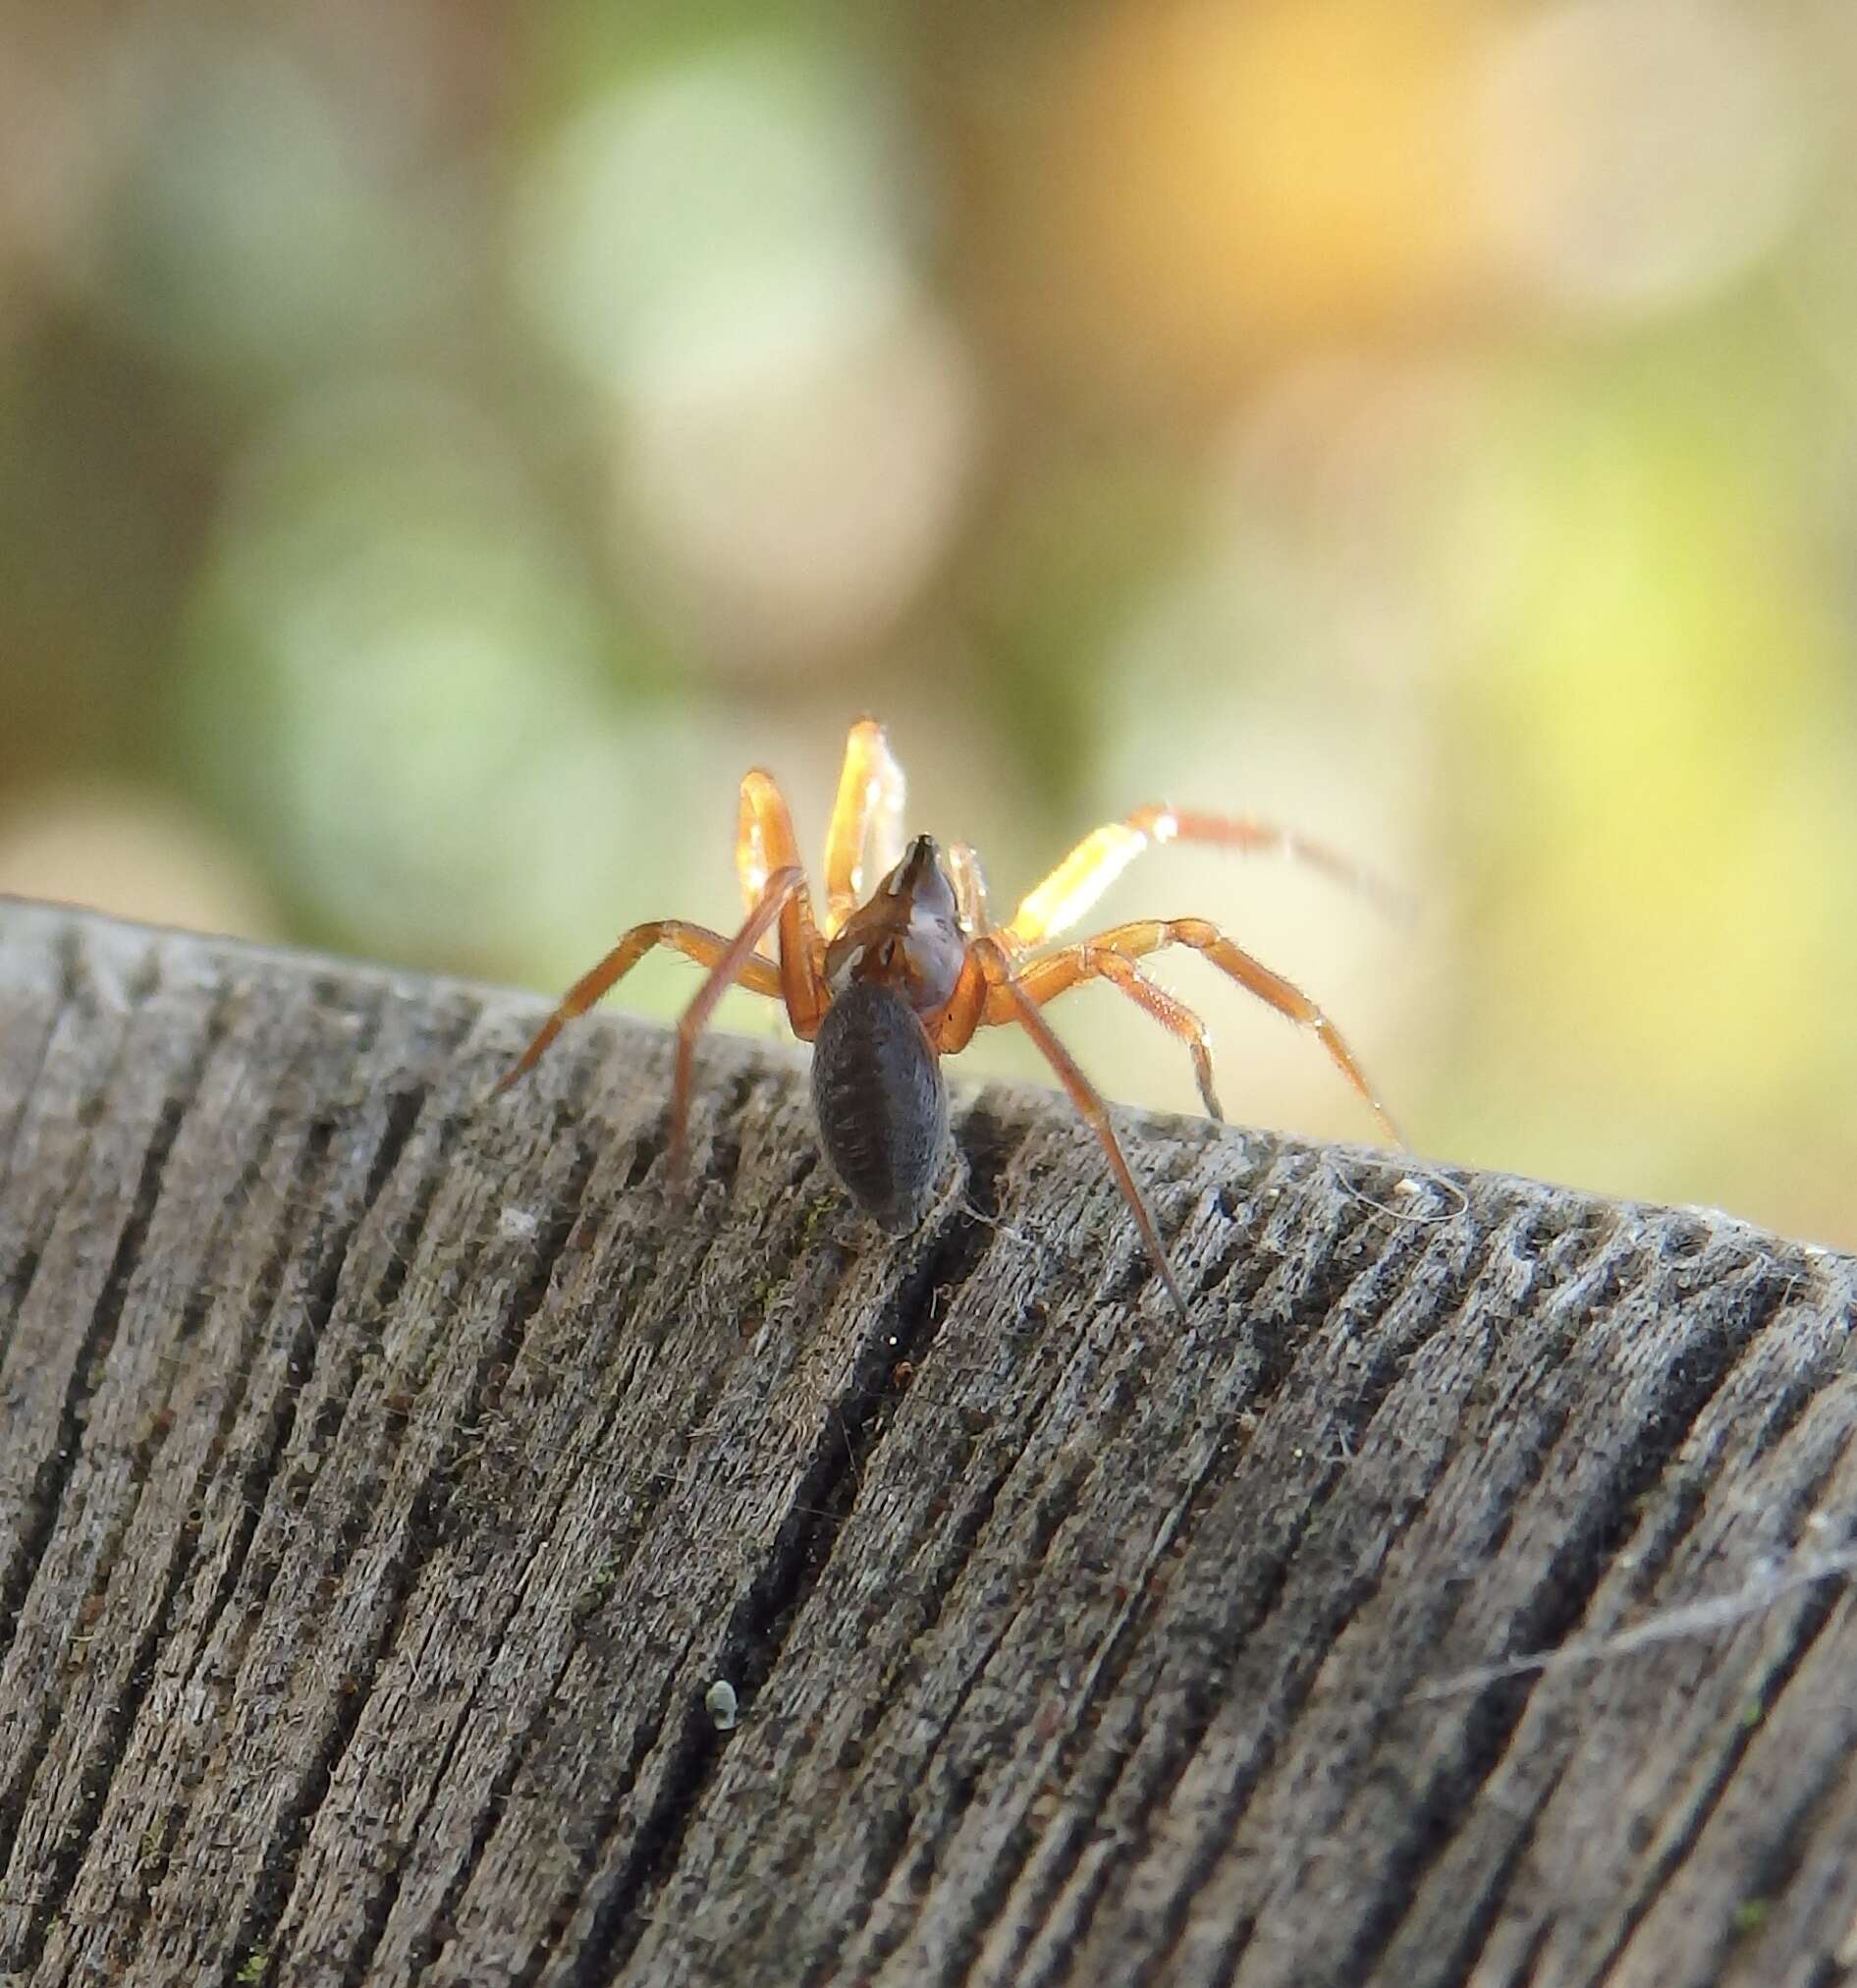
[1,898,1854,1988]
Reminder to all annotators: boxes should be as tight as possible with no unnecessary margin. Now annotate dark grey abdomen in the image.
[809,981,952,1234]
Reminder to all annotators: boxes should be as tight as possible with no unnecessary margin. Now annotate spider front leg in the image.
[946,841,991,936]
[736,768,828,1035]
[1008,804,1403,951]
[821,717,906,938]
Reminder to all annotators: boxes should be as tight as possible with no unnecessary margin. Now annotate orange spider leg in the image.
[1007,917,1398,1141]
[737,769,828,1035]
[946,841,991,937]
[974,942,1185,1316]
[930,947,992,1056]
[665,865,808,1176]
[1008,804,1404,951]
[494,919,786,1096]
[1006,948,1224,1121]
[822,717,906,938]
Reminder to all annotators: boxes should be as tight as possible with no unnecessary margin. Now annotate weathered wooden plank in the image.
[0,897,1852,1987]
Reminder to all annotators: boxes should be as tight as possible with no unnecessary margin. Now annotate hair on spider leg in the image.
[495,718,1404,1314]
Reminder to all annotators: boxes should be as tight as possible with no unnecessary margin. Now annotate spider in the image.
[496,718,1397,1311]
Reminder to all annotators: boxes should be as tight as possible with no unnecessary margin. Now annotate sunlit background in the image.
[2,0,1853,1249]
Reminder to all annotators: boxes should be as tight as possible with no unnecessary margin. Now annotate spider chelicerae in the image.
[498,718,1398,1309]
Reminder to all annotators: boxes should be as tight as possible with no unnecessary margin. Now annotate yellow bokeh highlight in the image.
[1458,363,1857,1230]
[1030,0,1485,401]
[0,1,1851,1255]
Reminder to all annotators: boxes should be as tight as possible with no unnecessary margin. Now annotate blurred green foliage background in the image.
[2,0,1853,1248]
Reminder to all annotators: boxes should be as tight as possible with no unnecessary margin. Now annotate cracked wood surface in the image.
[1,898,1855,1988]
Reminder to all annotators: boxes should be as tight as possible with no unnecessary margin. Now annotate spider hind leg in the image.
[1003,918,1395,1141]
[1010,947,1226,1122]
[494,918,785,1096]
[978,947,1188,1318]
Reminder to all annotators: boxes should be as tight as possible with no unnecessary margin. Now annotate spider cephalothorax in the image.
[497,720,1398,1311]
